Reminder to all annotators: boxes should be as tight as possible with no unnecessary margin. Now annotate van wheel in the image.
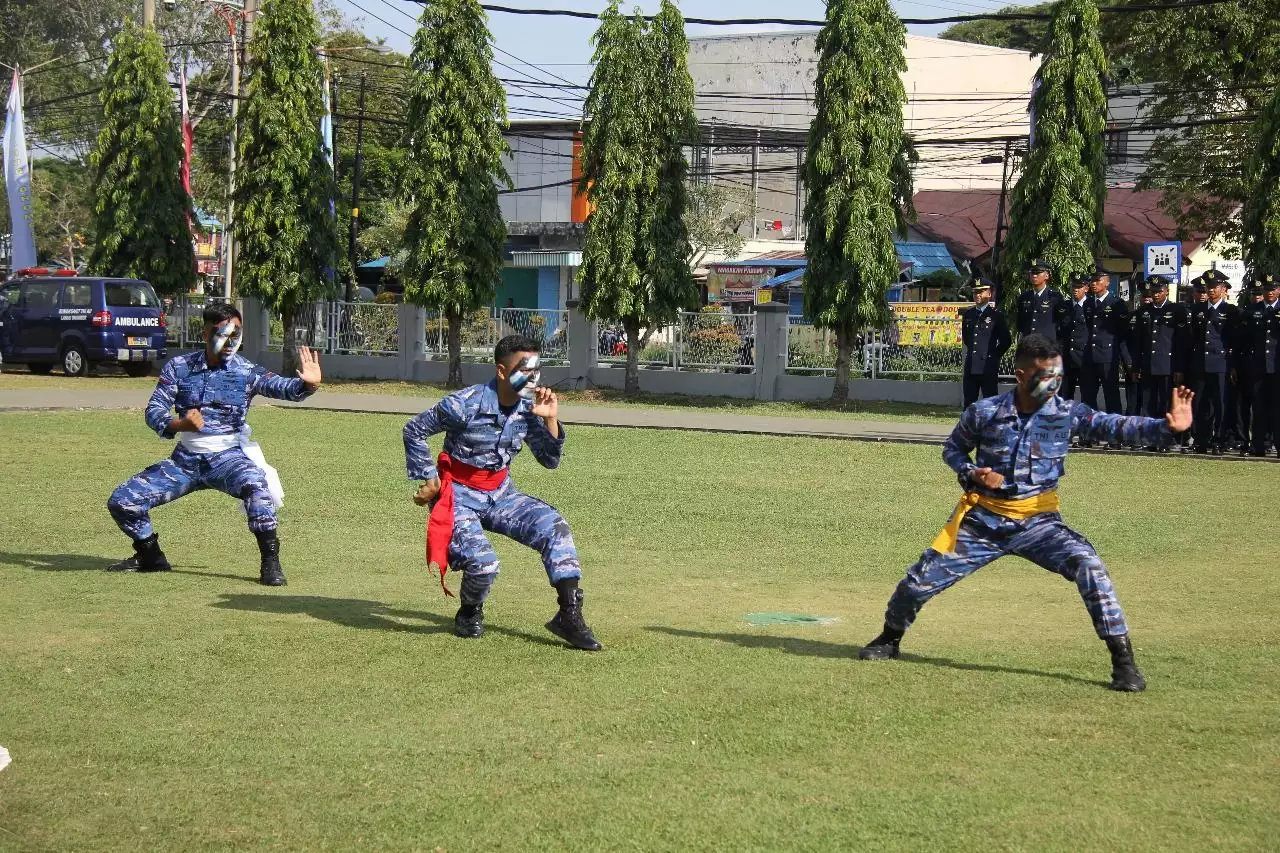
[61,342,88,377]
[28,363,54,375]
[122,361,153,378]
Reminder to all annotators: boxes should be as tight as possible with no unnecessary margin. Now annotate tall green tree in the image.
[579,0,699,395]
[1124,0,1280,249]
[234,0,338,374]
[998,0,1108,310]
[1242,84,1280,276]
[87,20,194,294]
[400,0,509,388]
[802,0,909,402]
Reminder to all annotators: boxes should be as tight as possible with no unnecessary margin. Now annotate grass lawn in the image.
[0,365,960,424]
[0,408,1276,852]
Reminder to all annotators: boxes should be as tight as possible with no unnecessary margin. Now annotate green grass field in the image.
[1,409,1277,852]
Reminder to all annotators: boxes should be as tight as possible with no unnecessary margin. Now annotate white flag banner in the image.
[3,68,37,270]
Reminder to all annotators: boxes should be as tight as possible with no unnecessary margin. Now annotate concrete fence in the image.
[238,297,969,406]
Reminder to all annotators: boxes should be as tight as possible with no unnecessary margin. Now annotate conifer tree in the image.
[89,20,194,295]
[998,0,1108,307]
[1242,83,1280,276]
[233,0,337,374]
[803,0,909,401]
[578,0,698,395]
[400,0,509,388]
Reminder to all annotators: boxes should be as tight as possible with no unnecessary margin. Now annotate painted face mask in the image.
[1024,363,1063,405]
[212,322,242,359]
[507,354,541,400]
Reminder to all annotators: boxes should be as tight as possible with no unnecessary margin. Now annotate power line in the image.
[462,1,1229,27]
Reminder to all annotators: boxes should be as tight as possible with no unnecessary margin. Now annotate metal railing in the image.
[787,316,1015,380]
[597,311,756,373]
[328,301,398,356]
[163,294,236,348]
[499,308,569,363]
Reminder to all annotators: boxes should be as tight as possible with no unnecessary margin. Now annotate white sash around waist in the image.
[178,425,285,510]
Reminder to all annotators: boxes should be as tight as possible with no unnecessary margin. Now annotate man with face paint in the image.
[857,333,1195,692]
[106,303,322,584]
[402,334,601,651]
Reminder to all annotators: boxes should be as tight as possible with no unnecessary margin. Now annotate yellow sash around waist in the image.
[930,490,1061,555]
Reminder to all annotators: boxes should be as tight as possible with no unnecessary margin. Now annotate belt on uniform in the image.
[931,489,1060,555]
[426,453,509,597]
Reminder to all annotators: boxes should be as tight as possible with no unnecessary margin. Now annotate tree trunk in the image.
[281,303,300,376]
[624,317,642,396]
[832,322,854,403]
[446,311,463,389]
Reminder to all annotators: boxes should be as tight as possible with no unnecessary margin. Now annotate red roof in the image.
[911,188,1218,263]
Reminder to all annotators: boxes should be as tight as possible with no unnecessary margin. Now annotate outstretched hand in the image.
[297,346,322,388]
[1165,385,1194,433]
[970,467,1005,490]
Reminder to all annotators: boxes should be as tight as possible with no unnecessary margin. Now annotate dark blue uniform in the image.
[1054,296,1090,401]
[1082,293,1130,413]
[1016,286,1063,341]
[1131,300,1190,419]
[1188,298,1238,450]
[1240,299,1280,455]
[961,304,1011,407]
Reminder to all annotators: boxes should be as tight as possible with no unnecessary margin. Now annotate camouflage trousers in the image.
[449,479,581,606]
[884,505,1129,639]
[108,445,276,541]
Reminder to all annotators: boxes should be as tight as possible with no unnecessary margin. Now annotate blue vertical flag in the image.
[1027,74,1041,149]
[3,68,37,270]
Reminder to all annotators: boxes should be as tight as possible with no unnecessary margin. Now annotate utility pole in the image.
[750,130,759,240]
[990,138,1013,289]
[143,0,155,27]
[243,0,258,42]
[345,72,365,303]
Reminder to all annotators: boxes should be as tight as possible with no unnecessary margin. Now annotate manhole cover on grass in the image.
[744,612,839,627]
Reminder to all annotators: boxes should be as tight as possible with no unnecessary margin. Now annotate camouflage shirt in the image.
[145,351,313,439]
[943,391,1173,498]
[403,380,564,481]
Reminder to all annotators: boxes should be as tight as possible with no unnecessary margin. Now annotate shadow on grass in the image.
[210,594,565,648]
[0,550,256,584]
[646,626,1107,688]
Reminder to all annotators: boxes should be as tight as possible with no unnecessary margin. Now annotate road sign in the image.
[1144,242,1181,279]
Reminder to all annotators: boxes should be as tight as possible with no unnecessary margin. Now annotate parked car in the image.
[0,268,167,377]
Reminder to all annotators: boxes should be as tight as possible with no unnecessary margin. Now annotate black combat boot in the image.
[546,580,602,651]
[106,533,172,573]
[857,624,904,660]
[454,604,485,638]
[255,529,286,587]
[1105,634,1146,692]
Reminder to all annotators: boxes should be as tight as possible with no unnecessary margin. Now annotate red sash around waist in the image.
[426,453,509,596]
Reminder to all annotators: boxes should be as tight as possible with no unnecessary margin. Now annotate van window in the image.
[105,282,159,308]
[21,281,62,309]
[63,282,93,309]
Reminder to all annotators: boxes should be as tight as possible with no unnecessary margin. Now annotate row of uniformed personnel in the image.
[961,259,1280,456]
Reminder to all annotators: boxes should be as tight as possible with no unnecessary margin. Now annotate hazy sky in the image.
[334,0,1011,115]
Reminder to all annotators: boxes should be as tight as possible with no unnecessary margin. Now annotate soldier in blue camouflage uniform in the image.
[106,303,322,585]
[403,334,601,651]
[858,333,1195,692]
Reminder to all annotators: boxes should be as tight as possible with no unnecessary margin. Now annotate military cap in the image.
[1191,279,1208,293]
[1089,261,1110,279]
[1201,269,1229,286]
[1146,274,1171,290]
[971,277,994,293]
[1027,258,1053,273]
[1259,273,1279,289]
[1068,272,1089,288]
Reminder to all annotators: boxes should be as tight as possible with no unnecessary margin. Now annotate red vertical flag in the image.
[179,68,193,200]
